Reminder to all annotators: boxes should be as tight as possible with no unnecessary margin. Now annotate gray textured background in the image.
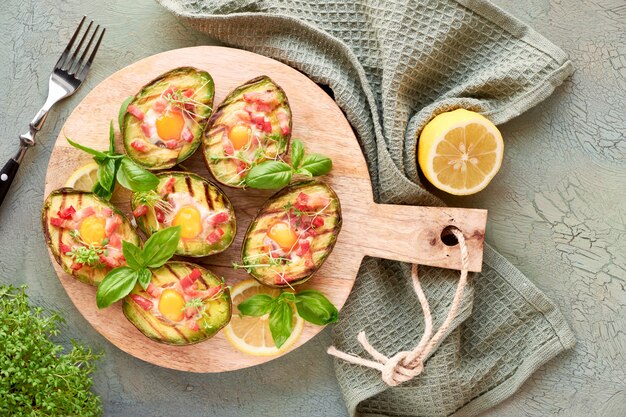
[0,1,624,416]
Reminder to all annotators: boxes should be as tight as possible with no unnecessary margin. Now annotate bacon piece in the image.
[133,205,148,218]
[262,116,272,133]
[153,97,167,113]
[140,123,152,138]
[99,254,121,268]
[50,217,68,228]
[165,140,179,149]
[131,140,149,152]
[71,263,83,271]
[187,320,200,331]
[235,160,248,175]
[184,306,197,319]
[162,86,176,98]
[312,216,324,228]
[127,104,145,121]
[208,212,229,227]
[146,282,161,298]
[233,110,251,123]
[277,109,291,135]
[105,216,121,237]
[295,239,311,257]
[73,207,96,222]
[130,294,153,311]
[244,91,279,107]
[206,228,224,244]
[181,127,194,143]
[57,206,76,220]
[160,177,176,196]
[180,269,202,294]
[108,233,122,249]
[294,192,309,211]
[60,243,72,255]
[154,207,166,224]
[101,207,113,217]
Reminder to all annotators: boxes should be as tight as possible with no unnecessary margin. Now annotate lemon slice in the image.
[224,279,304,356]
[64,162,99,191]
[418,109,504,195]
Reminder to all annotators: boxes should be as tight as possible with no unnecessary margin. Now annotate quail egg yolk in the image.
[172,205,203,239]
[228,124,251,150]
[79,216,106,245]
[267,222,298,252]
[156,110,185,141]
[158,289,185,322]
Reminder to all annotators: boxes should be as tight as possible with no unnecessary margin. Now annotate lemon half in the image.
[64,162,99,192]
[418,109,504,195]
[224,279,304,356]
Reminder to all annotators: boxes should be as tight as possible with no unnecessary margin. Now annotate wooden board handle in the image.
[350,203,487,272]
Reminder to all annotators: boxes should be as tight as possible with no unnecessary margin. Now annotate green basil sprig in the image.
[238,289,338,348]
[66,97,158,200]
[244,139,332,190]
[96,226,181,309]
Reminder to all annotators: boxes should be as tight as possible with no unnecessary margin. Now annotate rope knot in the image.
[327,227,470,387]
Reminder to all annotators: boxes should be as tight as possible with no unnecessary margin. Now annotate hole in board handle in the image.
[440,225,459,247]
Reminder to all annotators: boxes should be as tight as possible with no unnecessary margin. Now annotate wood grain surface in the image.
[0,0,623,415]
[43,46,486,372]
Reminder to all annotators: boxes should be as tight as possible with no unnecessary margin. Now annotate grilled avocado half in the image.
[122,67,215,170]
[131,172,236,257]
[242,181,341,287]
[203,76,292,188]
[123,262,231,345]
[42,188,141,286]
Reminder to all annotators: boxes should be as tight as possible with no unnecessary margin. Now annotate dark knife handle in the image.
[0,157,20,207]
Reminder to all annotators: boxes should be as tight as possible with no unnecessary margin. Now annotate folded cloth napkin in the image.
[158,0,576,415]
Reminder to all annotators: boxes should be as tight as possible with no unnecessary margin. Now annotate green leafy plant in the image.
[96,226,181,308]
[238,289,338,348]
[66,98,160,200]
[0,285,102,416]
[244,139,332,189]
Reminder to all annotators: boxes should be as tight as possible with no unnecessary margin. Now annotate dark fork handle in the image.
[0,157,20,207]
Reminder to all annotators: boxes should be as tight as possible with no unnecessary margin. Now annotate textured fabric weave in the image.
[157,1,576,415]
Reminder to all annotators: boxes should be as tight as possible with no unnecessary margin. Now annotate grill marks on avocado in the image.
[241,181,342,288]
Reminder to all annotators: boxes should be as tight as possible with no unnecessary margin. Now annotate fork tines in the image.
[55,16,105,80]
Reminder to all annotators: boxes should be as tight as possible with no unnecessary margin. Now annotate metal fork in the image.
[0,16,105,207]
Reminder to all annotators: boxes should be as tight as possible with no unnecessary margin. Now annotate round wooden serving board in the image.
[44,46,487,372]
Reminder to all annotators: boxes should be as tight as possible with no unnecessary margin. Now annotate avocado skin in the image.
[203,75,292,188]
[42,188,141,286]
[123,67,215,170]
[122,261,232,345]
[242,180,342,288]
[131,171,236,257]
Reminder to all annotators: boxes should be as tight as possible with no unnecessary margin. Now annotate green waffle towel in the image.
[158,1,576,415]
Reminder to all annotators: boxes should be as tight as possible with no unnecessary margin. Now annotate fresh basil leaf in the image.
[295,167,313,177]
[269,301,293,348]
[96,267,138,309]
[92,182,112,201]
[137,268,152,291]
[298,154,332,177]
[97,157,116,191]
[122,240,144,270]
[245,161,293,189]
[291,139,304,170]
[278,291,296,303]
[238,294,275,317]
[108,120,116,154]
[294,290,338,325]
[66,136,107,159]
[116,157,159,192]
[118,95,134,132]
[142,226,181,268]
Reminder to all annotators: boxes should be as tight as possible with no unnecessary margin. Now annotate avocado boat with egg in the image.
[122,67,215,170]
[123,262,231,345]
[203,76,292,188]
[131,172,236,257]
[241,181,341,287]
[42,188,141,286]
